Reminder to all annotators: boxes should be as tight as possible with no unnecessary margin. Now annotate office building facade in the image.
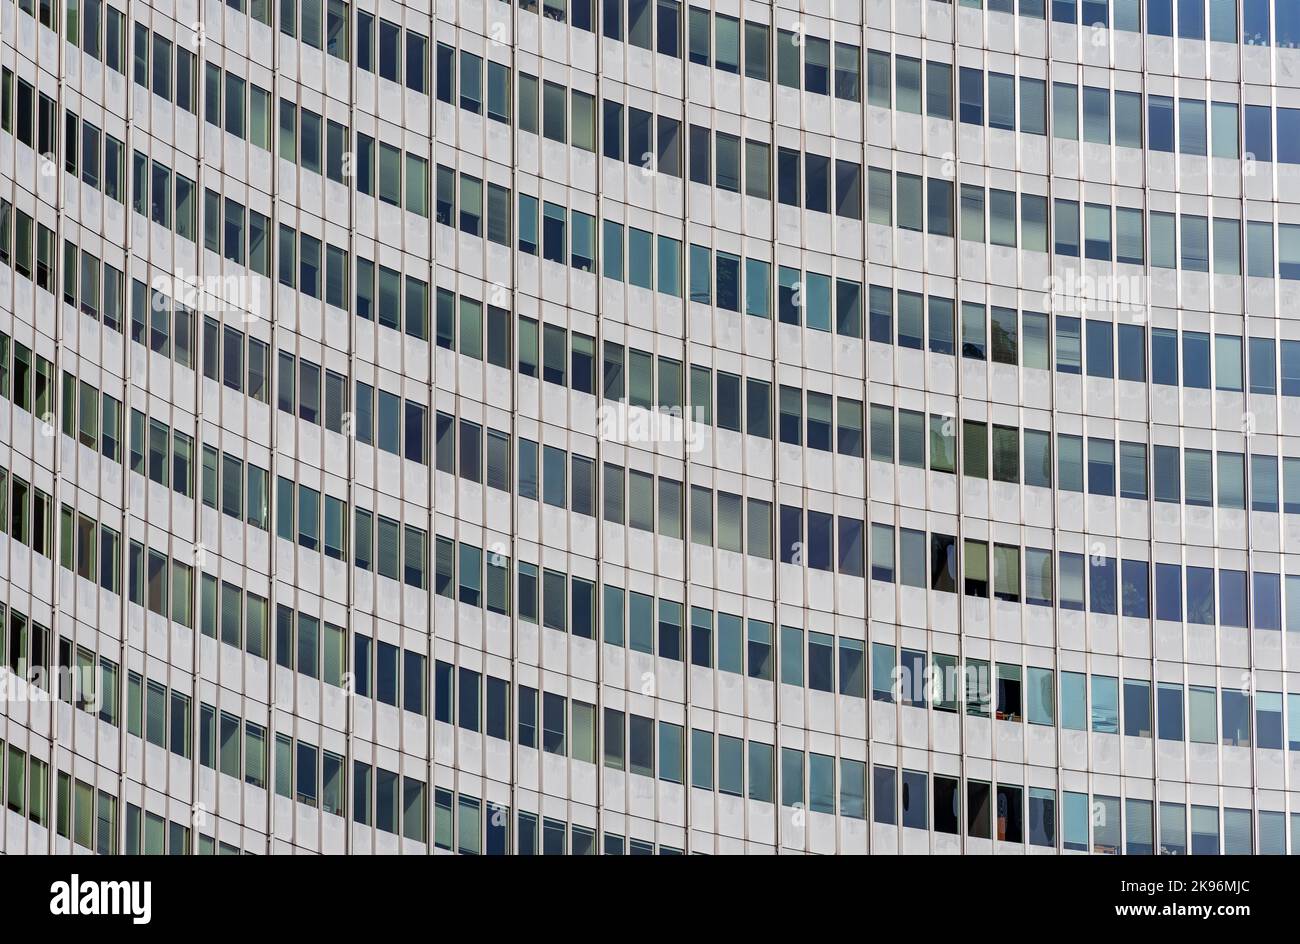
[2,0,1300,854]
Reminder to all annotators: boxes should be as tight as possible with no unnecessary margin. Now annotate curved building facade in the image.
[2,0,1300,854]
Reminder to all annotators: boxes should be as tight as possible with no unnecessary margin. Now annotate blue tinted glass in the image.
[1061,673,1087,730]
[1156,563,1183,622]
[1253,572,1282,630]
[1252,454,1279,511]
[1278,108,1300,165]
[1243,0,1270,44]
[1052,0,1078,24]
[929,298,955,355]
[1063,791,1088,850]
[1185,566,1215,625]
[1089,556,1117,614]
[1081,0,1108,26]
[869,284,892,343]
[1054,200,1080,256]
[1151,328,1179,385]
[1284,341,1300,396]
[805,273,832,332]
[1249,337,1276,393]
[1060,552,1085,611]
[1154,445,1181,502]
[1086,319,1113,378]
[1157,684,1184,740]
[1056,316,1081,374]
[1177,0,1205,38]
[1091,675,1119,734]
[1117,324,1146,381]
[1182,331,1211,388]
[1087,438,1115,496]
[1278,0,1300,46]
[1122,559,1149,618]
[1218,570,1247,628]
[959,67,984,124]
[1245,105,1273,162]
[716,252,740,311]
[1147,0,1173,34]
[1148,95,1175,151]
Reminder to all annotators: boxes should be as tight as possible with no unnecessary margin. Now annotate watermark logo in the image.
[2,662,102,712]
[891,661,987,708]
[50,875,152,925]
[1042,270,1146,320]
[151,269,262,324]
[598,403,706,454]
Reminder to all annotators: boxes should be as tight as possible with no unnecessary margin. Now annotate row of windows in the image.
[417,366,1300,530]
[276,99,429,213]
[493,0,1300,65]
[948,66,1298,163]
[31,0,425,95]
[0,69,59,159]
[125,803,241,855]
[37,379,1300,631]
[271,225,434,336]
[19,568,1300,851]
[453,789,1298,855]
[130,21,198,114]
[379,276,1300,413]
[262,730,347,816]
[865,648,1294,752]
[0,330,57,420]
[420,509,1300,644]
[10,139,1294,397]
[865,777,1280,855]
[47,502,191,618]
[961,0,1296,50]
[195,694,430,836]
[53,0,128,74]
[20,641,424,842]
[430,162,1300,291]
[866,401,1300,513]
[62,110,127,204]
[867,289,1300,399]
[49,232,425,397]
[272,222,430,323]
[56,663,1299,852]
[0,201,58,293]
[7,162,1289,405]
[290,1,428,92]
[0,730,241,853]
[217,0,425,92]
[0,604,52,690]
[52,485,413,619]
[19,572,1300,771]
[0,739,104,849]
[25,0,1300,114]
[436,31,1299,171]
[0,470,55,560]
[127,150,198,241]
[275,484,426,589]
[59,247,129,335]
[862,519,1300,630]
[198,574,271,659]
[61,586,1300,816]
[201,57,273,150]
[43,608,398,837]
[31,335,1300,626]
